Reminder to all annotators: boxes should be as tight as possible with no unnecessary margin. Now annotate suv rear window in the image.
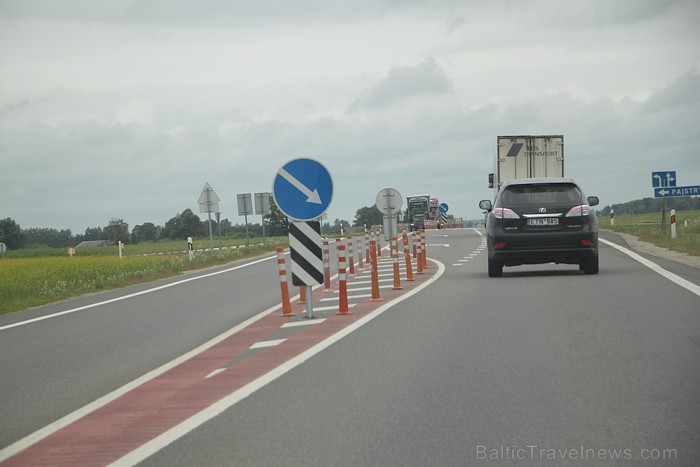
[500,183,581,205]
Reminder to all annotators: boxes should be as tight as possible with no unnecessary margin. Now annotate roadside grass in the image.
[0,236,287,316]
[598,210,700,257]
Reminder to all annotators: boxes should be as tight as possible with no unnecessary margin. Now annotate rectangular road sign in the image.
[654,185,700,198]
[254,192,271,215]
[651,171,677,188]
[237,193,253,216]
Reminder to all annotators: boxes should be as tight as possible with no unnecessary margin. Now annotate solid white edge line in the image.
[599,238,700,297]
[108,259,446,467]
[0,255,278,332]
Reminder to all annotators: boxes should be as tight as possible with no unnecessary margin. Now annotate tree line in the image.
[597,196,700,216]
[0,199,386,251]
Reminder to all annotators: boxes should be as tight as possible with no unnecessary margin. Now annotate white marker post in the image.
[187,237,194,261]
[610,209,615,227]
[118,241,124,259]
[671,209,677,240]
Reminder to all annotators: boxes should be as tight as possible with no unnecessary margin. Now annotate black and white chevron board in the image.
[289,221,323,286]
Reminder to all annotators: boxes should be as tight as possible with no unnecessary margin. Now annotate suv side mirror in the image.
[587,196,599,207]
[479,200,493,211]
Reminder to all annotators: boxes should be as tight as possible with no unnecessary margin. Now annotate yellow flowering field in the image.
[0,255,185,314]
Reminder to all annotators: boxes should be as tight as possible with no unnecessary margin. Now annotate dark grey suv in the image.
[478,178,599,277]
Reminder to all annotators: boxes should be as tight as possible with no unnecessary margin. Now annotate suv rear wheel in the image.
[488,258,503,277]
[580,256,599,274]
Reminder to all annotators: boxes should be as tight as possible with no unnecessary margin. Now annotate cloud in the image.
[641,67,700,113]
[349,58,454,111]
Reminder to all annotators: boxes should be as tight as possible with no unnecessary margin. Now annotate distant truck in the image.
[406,194,430,231]
[489,135,564,197]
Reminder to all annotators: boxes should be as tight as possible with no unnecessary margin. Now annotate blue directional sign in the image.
[273,158,334,221]
[439,202,449,213]
[655,185,700,198]
[652,171,676,188]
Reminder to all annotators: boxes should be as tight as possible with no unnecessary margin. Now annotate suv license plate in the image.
[528,218,559,226]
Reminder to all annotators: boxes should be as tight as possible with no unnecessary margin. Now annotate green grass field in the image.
[0,236,287,315]
[598,209,700,257]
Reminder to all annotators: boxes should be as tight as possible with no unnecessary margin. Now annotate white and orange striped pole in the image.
[276,246,294,316]
[323,239,331,291]
[347,235,355,276]
[416,232,424,274]
[357,233,364,270]
[392,236,402,290]
[370,239,382,301]
[403,232,414,282]
[412,231,417,258]
[365,229,370,264]
[337,244,350,314]
[421,229,428,269]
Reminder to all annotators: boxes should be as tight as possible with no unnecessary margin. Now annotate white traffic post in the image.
[610,209,615,227]
[671,209,677,240]
[187,236,194,261]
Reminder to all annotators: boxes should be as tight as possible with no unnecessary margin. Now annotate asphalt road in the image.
[2,229,699,466]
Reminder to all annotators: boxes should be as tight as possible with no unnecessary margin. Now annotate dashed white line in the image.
[250,339,286,350]
[281,319,327,328]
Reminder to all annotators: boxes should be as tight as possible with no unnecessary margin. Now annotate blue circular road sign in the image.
[273,158,334,221]
[439,202,449,213]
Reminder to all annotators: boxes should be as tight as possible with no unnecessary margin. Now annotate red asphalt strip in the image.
[2,260,437,466]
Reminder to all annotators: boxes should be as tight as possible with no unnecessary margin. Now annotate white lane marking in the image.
[250,339,286,350]
[0,255,277,332]
[205,369,226,379]
[338,285,394,293]
[109,259,446,467]
[320,294,373,302]
[599,238,700,297]
[281,319,327,328]
[458,259,470,262]
[452,264,463,267]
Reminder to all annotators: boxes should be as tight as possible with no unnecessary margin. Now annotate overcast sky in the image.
[2,0,699,234]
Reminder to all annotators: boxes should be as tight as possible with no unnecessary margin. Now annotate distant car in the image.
[478,178,599,277]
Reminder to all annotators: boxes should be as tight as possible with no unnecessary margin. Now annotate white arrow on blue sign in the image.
[651,171,676,188]
[439,202,449,213]
[655,185,700,198]
[273,158,334,221]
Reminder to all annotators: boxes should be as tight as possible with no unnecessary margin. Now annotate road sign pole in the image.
[206,186,213,251]
[244,213,249,247]
[661,199,666,230]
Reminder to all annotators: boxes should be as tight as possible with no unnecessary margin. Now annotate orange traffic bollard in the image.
[421,229,428,269]
[370,240,382,301]
[337,244,350,314]
[392,236,402,290]
[403,233,414,282]
[347,235,355,276]
[299,285,306,304]
[416,234,424,274]
[276,247,294,316]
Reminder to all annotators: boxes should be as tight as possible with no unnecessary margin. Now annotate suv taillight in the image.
[494,208,520,219]
[565,205,591,217]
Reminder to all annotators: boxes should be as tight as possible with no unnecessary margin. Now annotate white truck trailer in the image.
[489,135,565,197]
